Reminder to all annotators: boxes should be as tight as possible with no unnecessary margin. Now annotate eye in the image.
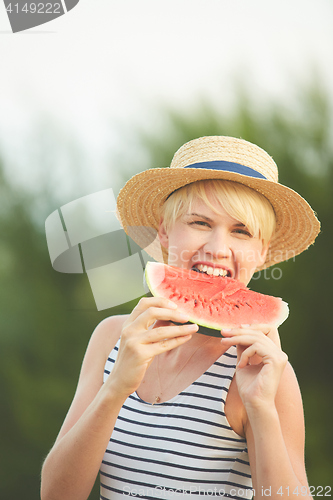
[189,220,211,228]
[233,227,252,237]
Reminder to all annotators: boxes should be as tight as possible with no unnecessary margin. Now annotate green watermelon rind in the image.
[145,262,289,330]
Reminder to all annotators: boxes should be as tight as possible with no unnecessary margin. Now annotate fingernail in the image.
[241,324,250,327]
[221,328,232,332]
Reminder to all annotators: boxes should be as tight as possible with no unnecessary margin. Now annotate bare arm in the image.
[221,326,311,500]
[40,298,197,500]
[244,362,310,500]
[40,315,128,500]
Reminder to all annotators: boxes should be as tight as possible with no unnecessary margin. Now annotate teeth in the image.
[195,264,228,277]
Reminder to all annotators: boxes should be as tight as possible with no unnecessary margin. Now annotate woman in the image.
[41,136,320,500]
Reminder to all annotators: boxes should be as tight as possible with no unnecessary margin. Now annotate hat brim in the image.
[117,167,320,270]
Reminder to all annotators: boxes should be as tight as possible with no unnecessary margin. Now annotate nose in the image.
[203,229,232,259]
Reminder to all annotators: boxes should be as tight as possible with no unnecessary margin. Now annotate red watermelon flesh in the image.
[145,262,289,330]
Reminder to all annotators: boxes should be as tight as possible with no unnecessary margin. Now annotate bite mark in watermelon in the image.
[145,262,289,330]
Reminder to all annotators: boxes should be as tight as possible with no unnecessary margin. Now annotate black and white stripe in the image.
[100,341,252,499]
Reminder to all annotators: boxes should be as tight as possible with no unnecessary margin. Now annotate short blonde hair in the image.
[161,180,276,246]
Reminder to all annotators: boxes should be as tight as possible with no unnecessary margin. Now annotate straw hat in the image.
[116,136,320,270]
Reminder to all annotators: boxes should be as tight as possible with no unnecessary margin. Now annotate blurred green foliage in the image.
[0,82,332,499]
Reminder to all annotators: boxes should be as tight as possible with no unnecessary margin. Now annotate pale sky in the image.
[0,0,332,200]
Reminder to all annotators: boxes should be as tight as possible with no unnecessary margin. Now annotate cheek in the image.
[165,232,187,262]
[166,231,201,266]
[237,242,265,267]
[168,226,194,246]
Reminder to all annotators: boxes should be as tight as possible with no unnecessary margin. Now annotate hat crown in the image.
[170,136,278,183]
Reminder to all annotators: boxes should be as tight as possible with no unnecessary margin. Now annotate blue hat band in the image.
[184,160,267,180]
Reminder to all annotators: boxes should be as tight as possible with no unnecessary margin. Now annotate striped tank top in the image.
[100,340,252,500]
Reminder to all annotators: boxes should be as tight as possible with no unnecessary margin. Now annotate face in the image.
[158,194,269,286]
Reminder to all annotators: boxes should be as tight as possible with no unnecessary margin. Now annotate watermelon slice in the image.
[145,262,289,330]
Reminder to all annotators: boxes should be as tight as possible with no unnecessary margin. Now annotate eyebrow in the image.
[185,212,246,227]
[185,212,213,222]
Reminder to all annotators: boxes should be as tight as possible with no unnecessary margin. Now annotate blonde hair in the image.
[161,180,276,246]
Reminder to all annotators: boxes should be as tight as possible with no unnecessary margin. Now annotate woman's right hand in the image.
[106,297,198,399]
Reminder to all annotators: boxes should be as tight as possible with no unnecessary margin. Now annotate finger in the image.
[126,304,190,334]
[221,332,279,368]
[144,322,199,345]
[221,325,271,337]
[235,324,281,348]
[238,343,288,370]
[130,296,177,321]
[237,343,265,368]
[221,333,275,351]
[241,324,271,335]
[153,328,197,354]
[135,307,191,330]
[222,333,282,364]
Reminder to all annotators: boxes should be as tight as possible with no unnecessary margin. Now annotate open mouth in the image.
[191,264,232,278]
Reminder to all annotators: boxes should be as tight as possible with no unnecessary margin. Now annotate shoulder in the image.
[79,313,129,387]
[90,314,129,362]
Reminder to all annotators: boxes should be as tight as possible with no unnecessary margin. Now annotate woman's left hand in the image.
[220,325,288,410]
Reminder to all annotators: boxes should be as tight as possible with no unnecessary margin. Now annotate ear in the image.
[158,218,169,249]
